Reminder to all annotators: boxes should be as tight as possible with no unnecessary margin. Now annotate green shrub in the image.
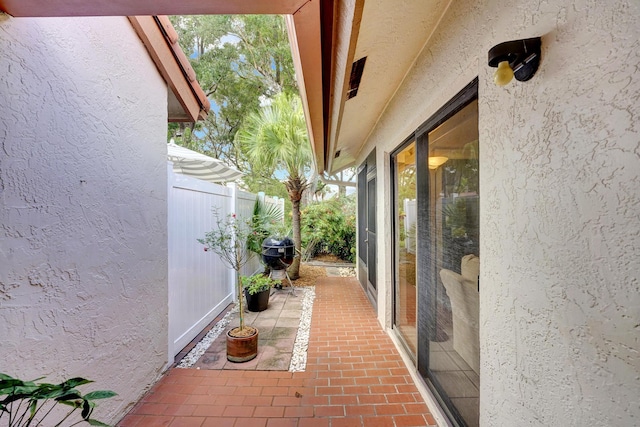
[241,274,278,295]
[301,197,356,263]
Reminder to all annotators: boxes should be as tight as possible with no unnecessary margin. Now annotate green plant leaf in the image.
[55,392,83,401]
[84,391,117,400]
[0,378,25,394]
[28,398,38,419]
[87,419,112,426]
[81,399,92,419]
[1,392,33,405]
[33,383,67,399]
[60,378,93,389]
[58,399,84,408]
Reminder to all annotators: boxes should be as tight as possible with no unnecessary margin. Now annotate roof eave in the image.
[290,0,364,175]
[129,16,210,123]
[286,0,331,174]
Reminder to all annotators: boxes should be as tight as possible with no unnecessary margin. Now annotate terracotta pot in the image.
[226,326,258,362]
[245,289,270,312]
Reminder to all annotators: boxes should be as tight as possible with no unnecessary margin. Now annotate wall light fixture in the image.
[428,156,448,170]
[488,37,541,86]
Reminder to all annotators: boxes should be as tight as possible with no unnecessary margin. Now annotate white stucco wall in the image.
[0,16,169,422]
[361,0,640,425]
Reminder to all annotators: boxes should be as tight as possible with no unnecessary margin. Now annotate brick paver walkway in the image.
[118,277,437,427]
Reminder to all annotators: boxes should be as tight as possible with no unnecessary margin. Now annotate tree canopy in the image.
[168,14,297,174]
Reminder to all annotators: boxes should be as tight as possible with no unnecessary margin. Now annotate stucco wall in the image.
[362,0,640,425]
[0,16,169,422]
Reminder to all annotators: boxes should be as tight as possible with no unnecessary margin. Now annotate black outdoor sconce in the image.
[488,37,541,86]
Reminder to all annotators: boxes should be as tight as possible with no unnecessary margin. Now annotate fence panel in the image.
[167,166,234,360]
[234,190,286,277]
[167,168,285,361]
[263,194,285,216]
[235,188,261,277]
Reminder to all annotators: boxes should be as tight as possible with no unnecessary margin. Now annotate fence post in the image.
[279,197,285,224]
[229,182,238,302]
[167,161,175,368]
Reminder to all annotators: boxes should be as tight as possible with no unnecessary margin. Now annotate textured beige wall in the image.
[361,0,640,425]
[0,17,169,423]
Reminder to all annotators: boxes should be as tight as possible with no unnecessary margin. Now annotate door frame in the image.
[415,78,479,426]
[387,78,479,426]
[390,134,419,361]
[357,149,377,306]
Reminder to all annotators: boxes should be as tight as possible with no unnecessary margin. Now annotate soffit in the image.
[0,0,309,16]
[326,0,451,173]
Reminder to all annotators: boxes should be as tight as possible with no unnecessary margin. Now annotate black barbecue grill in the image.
[261,236,295,270]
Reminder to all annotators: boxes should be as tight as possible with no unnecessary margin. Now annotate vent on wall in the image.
[347,57,367,100]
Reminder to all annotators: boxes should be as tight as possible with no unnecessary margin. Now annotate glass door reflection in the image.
[393,141,417,356]
[426,99,480,427]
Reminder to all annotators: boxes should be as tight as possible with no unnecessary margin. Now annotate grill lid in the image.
[261,236,295,269]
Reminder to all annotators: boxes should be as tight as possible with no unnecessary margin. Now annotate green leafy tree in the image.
[236,93,312,280]
[313,180,329,201]
[169,15,297,173]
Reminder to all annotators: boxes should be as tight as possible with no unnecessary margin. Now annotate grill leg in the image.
[284,270,296,297]
[269,269,296,297]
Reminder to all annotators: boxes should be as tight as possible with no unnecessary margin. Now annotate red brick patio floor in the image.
[118,277,437,427]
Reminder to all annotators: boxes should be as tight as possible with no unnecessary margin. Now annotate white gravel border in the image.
[289,286,316,372]
[176,286,316,371]
[177,304,238,368]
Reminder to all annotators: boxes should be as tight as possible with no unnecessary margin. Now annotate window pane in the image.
[427,100,480,427]
[394,141,417,356]
[357,165,367,262]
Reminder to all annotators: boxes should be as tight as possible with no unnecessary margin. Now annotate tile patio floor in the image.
[192,290,304,371]
[118,277,438,427]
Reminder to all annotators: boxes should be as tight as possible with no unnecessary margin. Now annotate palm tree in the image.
[237,93,312,279]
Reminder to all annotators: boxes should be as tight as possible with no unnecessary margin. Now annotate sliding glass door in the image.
[422,98,480,427]
[392,80,479,426]
[392,140,418,357]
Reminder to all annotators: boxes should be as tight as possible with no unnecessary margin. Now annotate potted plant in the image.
[0,373,116,426]
[198,210,259,362]
[242,274,278,312]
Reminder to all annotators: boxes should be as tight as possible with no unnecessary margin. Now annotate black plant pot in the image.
[245,289,270,312]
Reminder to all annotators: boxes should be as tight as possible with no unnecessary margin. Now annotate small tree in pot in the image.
[198,210,258,362]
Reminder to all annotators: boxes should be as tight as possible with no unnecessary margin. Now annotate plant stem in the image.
[13,399,28,426]
[33,399,58,426]
[52,407,77,426]
[236,246,244,331]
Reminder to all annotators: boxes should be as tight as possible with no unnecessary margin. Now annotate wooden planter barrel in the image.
[226,326,258,362]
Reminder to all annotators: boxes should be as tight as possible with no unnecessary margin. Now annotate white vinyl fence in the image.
[167,164,284,361]
[237,189,262,278]
[236,190,286,277]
